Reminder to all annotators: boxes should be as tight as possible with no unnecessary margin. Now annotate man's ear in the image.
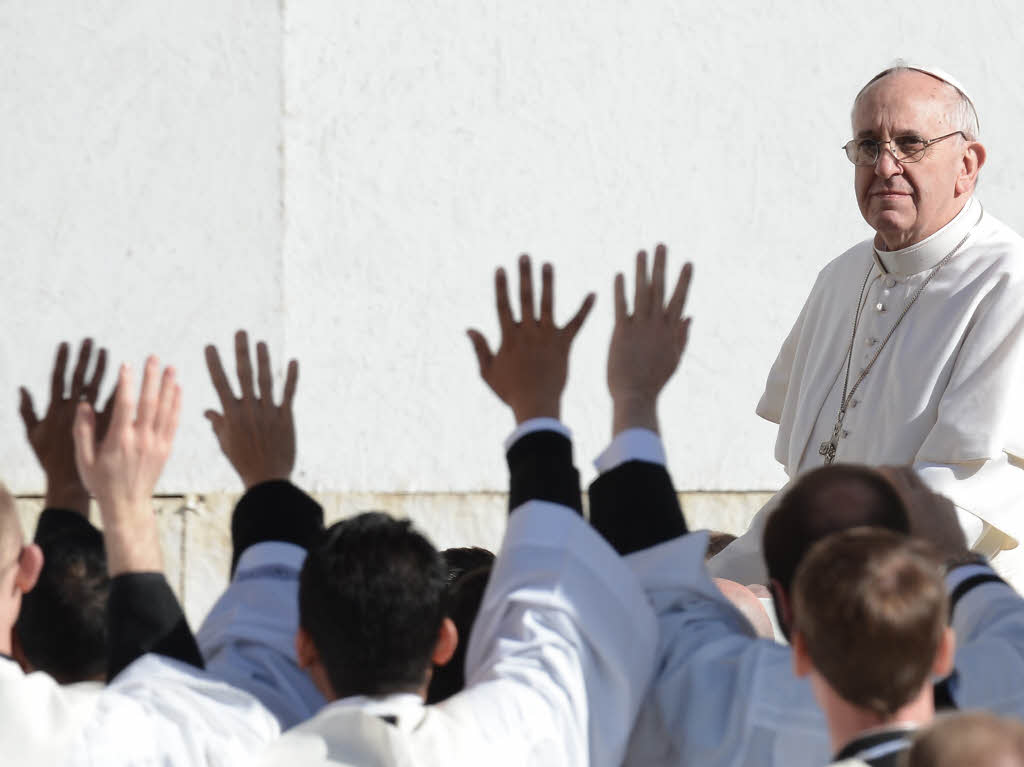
[14,544,42,595]
[295,626,319,670]
[933,626,956,678]
[791,630,812,678]
[432,617,458,667]
[955,141,986,196]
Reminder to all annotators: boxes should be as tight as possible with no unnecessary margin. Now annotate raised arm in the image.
[589,245,692,554]
[72,356,200,677]
[876,466,1024,716]
[437,256,658,767]
[204,330,321,573]
[21,339,111,523]
[468,255,594,513]
[196,330,325,728]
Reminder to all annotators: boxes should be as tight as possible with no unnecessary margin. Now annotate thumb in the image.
[466,330,493,378]
[204,410,225,437]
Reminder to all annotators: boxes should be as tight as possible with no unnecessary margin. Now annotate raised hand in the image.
[72,357,181,574]
[876,466,969,564]
[607,244,693,434]
[467,255,595,424]
[204,330,299,489]
[20,339,113,515]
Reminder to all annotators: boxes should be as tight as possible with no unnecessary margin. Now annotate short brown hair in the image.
[791,527,947,718]
[763,464,909,594]
[908,712,1024,767]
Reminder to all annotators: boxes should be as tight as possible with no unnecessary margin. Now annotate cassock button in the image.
[875,302,886,312]
[884,277,897,288]
[865,337,878,347]
[842,430,850,438]
[850,399,859,408]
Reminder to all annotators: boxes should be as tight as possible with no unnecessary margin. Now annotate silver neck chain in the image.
[819,227,975,464]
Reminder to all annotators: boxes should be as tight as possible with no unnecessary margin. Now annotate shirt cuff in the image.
[593,428,666,473]
[504,417,571,452]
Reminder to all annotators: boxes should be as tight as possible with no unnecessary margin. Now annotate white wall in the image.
[3,0,1024,499]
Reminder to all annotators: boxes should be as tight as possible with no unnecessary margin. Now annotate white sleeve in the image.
[196,541,326,728]
[435,501,659,767]
[73,655,280,766]
[593,428,666,472]
[943,563,1024,715]
[622,532,830,767]
[914,457,1024,548]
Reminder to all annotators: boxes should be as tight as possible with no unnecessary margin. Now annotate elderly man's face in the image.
[852,71,974,251]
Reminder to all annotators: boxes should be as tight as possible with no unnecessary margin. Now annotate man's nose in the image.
[874,146,903,178]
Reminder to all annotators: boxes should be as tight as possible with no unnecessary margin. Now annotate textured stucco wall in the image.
[3,2,1024,581]
[12,492,770,626]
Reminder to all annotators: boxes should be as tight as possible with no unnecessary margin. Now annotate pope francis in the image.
[711,62,1024,585]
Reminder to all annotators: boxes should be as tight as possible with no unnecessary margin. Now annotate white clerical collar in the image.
[331,691,425,732]
[872,196,981,277]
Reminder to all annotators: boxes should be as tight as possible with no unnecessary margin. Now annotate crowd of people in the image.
[4,60,1024,766]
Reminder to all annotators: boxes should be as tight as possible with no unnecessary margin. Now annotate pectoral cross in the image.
[818,409,845,465]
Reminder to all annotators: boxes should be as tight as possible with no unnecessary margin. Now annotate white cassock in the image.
[255,497,660,767]
[604,429,1024,767]
[711,196,1024,584]
[0,654,280,765]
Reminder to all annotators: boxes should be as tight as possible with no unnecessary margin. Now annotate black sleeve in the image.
[230,480,325,575]
[588,460,688,555]
[34,508,103,547]
[506,430,582,516]
[107,572,204,680]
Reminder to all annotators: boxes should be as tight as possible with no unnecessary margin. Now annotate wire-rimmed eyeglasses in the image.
[842,131,966,166]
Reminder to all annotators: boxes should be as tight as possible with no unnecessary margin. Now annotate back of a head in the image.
[441,546,495,585]
[792,528,947,719]
[763,464,910,594]
[907,712,1024,767]
[299,511,448,698]
[16,528,110,683]
[426,564,492,703]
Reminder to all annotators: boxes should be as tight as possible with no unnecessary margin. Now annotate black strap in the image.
[588,460,688,555]
[506,430,582,516]
[950,573,1006,614]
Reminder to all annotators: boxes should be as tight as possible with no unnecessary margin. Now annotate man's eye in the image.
[894,136,926,152]
[856,140,879,152]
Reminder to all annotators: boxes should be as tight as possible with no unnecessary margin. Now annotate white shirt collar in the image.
[329,692,425,732]
[872,197,982,277]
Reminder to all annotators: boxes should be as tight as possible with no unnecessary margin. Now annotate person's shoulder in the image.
[813,238,875,285]
[973,207,1024,263]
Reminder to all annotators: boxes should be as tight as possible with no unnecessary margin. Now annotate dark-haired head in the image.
[762,464,909,637]
[297,512,456,701]
[15,529,109,683]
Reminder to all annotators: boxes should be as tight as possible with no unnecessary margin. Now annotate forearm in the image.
[505,420,582,515]
[588,428,688,554]
[107,572,203,679]
[43,483,90,518]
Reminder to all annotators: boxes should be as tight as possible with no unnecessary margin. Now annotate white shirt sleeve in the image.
[435,501,659,767]
[73,655,280,766]
[196,541,326,728]
[622,532,830,767]
[593,428,666,472]
[503,417,572,452]
[944,563,1024,716]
